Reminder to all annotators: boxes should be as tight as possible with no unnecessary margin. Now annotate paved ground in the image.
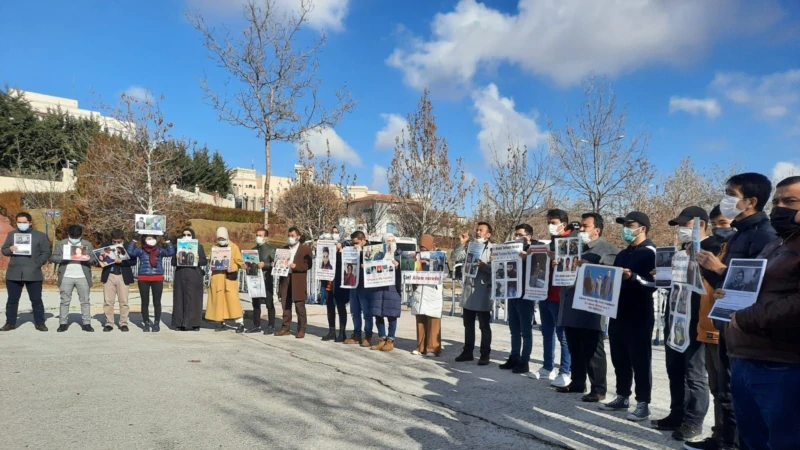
[0,291,707,450]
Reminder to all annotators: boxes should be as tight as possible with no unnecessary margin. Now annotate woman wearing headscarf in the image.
[411,234,443,356]
[326,239,350,342]
[370,233,402,352]
[205,227,245,332]
[171,227,207,331]
[127,234,175,332]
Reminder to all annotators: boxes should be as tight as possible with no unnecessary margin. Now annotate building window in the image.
[386,223,399,235]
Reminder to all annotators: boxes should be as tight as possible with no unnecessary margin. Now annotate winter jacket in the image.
[613,238,657,321]
[559,237,620,330]
[452,241,494,312]
[255,242,276,288]
[332,247,351,305]
[411,284,443,318]
[726,233,800,364]
[1,229,51,282]
[705,211,776,289]
[547,231,577,302]
[52,239,96,287]
[372,251,402,318]
[127,241,176,276]
[99,241,137,285]
[696,235,724,344]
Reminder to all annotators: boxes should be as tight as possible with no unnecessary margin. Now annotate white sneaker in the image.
[529,367,556,380]
[551,373,571,388]
[411,350,421,355]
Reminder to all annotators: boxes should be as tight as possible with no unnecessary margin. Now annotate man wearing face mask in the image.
[557,213,618,402]
[717,176,800,450]
[1,212,51,332]
[52,225,97,332]
[276,227,313,338]
[344,231,377,346]
[710,205,735,241]
[690,173,776,450]
[499,224,536,374]
[99,229,137,332]
[601,212,657,422]
[248,228,276,334]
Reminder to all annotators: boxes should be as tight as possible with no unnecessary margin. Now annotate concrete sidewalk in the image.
[0,291,705,449]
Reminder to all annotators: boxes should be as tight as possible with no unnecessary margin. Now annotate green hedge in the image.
[193,204,282,223]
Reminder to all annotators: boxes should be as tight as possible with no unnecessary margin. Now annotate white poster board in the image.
[175,239,199,267]
[210,247,232,271]
[339,247,360,289]
[656,246,677,288]
[464,241,485,279]
[272,249,292,277]
[667,282,692,353]
[363,260,396,288]
[63,243,90,261]
[134,214,166,236]
[13,234,31,255]
[491,242,523,300]
[553,237,582,286]
[572,263,622,318]
[708,258,767,322]
[315,240,337,281]
[401,250,446,285]
[523,245,550,301]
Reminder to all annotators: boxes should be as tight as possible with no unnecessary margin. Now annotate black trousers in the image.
[326,300,348,330]
[5,280,45,325]
[138,280,163,323]
[665,339,709,427]
[609,317,654,403]
[714,330,742,448]
[252,298,275,329]
[565,327,607,395]
[462,308,492,357]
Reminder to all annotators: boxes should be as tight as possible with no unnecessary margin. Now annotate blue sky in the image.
[2,0,799,193]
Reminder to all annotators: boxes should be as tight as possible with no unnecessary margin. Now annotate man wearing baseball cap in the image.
[600,211,657,422]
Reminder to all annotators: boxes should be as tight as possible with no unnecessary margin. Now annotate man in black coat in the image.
[100,229,137,332]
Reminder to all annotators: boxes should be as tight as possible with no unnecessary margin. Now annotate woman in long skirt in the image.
[205,227,245,332]
[172,227,207,331]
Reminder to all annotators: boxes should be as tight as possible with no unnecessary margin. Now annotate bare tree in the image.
[388,90,474,239]
[549,76,653,215]
[188,0,355,227]
[349,197,393,236]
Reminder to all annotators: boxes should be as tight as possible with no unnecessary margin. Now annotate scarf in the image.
[143,242,159,267]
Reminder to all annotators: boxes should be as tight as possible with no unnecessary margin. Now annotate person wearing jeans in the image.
[52,224,96,332]
[501,224,535,374]
[371,235,402,353]
[344,231,374,346]
[127,235,175,332]
[1,211,51,332]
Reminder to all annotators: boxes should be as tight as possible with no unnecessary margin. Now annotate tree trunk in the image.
[263,137,271,228]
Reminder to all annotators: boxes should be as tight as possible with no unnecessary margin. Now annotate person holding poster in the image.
[716,175,800,450]
[344,231,376,346]
[128,234,176,332]
[1,212,51,332]
[245,228,276,335]
[410,235,443,356]
[557,213,618,403]
[690,173,776,450]
[171,228,207,331]
[499,224,535,374]
[450,222,494,365]
[370,233,402,352]
[326,240,351,343]
[205,227,245,333]
[99,229,137,332]
[276,227,313,338]
[52,225,97,332]
[601,211,657,422]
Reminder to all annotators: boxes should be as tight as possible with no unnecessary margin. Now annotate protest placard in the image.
[464,241,485,279]
[666,282,692,353]
[491,242,523,300]
[656,246,677,288]
[175,239,199,267]
[363,260,396,288]
[210,247,232,271]
[242,250,261,276]
[315,240,336,281]
[134,214,166,236]
[272,249,292,277]
[553,237,582,286]
[401,250,446,285]
[572,264,622,318]
[523,245,549,301]
[339,247,360,289]
[93,244,130,265]
[63,243,90,261]
[13,233,31,255]
[709,258,767,322]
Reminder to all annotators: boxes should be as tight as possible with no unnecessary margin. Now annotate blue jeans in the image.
[350,290,373,336]
[375,316,397,339]
[540,301,571,374]
[731,358,800,450]
[319,283,328,305]
[508,299,534,363]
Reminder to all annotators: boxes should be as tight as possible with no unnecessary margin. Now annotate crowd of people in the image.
[2,172,799,450]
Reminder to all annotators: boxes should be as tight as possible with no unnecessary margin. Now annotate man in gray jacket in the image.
[52,224,96,332]
[557,213,619,402]
[451,221,494,365]
[1,212,52,331]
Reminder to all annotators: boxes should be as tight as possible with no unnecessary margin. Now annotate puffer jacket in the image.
[371,251,402,318]
[127,241,176,276]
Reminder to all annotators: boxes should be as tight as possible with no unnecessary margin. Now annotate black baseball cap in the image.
[615,211,651,231]
[668,206,709,227]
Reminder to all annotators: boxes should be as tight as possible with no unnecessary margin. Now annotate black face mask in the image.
[712,227,736,240]
[770,206,800,238]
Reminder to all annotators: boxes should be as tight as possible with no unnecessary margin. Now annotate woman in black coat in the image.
[171,228,207,331]
[325,242,351,342]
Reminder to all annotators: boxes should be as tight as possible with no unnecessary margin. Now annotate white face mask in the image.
[288,237,297,246]
[256,236,265,245]
[145,239,157,246]
[217,239,228,247]
[678,227,693,243]
[69,238,81,245]
[17,223,30,231]
[578,232,592,244]
[332,233,340,241]
[475,237,486,244]
[548,223,563,236]
[719,195,744,220]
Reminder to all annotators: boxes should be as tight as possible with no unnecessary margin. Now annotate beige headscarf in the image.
[216,227,229,241]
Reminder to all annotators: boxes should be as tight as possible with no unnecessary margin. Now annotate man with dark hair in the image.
[601,212,657,421]
[1,212,51,331]
[689,172,777,450]
[451,221,494,365]
[52,224,96,332]
[709,205,734,241]
[720,176,800,450]
[556,212,618,402]
[249,227,276,334]
[344,230,376,346]
[100,229,137,332]
[500,224,535,374]
[276,226,312,338]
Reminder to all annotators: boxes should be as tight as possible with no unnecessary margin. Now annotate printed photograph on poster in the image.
[523,245,549,301]
[464,241,485,278]
[656,246,677,288]
[572,264,622,318]
[272,249,292,277]
[670,250,706,295]
[339,247,360,289]
[363,260,395,288]
[490,242,523,300]
[94,244,130,265]
[246,273,267,299]
[401,250,446,285]
[667,282,692,353]
[553,237,582,286]
[175,239,199,267]
[210,247,232,271]
[13,233,32,255]
[709,258,767,322]
[362,244,385,262]
[63,244,91,261]
[134,214,166,236]
[315,240,337,281]
[241,250,261,277]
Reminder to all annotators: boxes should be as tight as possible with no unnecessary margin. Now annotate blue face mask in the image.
[17,223,30,232]
[621,227,639,244]
[712,227,735,240]
[69,238,81,245]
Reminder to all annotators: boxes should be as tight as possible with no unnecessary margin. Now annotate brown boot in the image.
[371,337,386,350]
[274,329,291,337]
[344,334,362,344]
[361,334,373,347]
[295,331,306,339]
[381,338,395,352]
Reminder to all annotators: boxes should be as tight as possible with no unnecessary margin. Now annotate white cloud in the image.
[668,96,721,118]
[387,0,781,93]
[374,114,408,150]
[370,164,388,192]
[295,127,362,166]
[772,161,800,183]
[711,70,800,119]
[123,86,152,102]
[471,83,548,164]
[185,0,349,32]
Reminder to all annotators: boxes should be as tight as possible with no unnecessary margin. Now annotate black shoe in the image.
[335,330,346,342]
[214,323,227,332]
[651,414,683,431]
[582,392,605,402]
[82,324,94,332]
[152,322,161,333]
[455,352,474,362]
[322,328,336,341]
[682,438,721,450]
[264,325,275,335]
[120,326,129,332]
[499,357,518,370]
[57,324,69,332]
[143,321,152,332]
[0,323,16,331]
[34,323,48,332]
[512,362,530,374]
[673,424,702,442]
[103,325,113,332]
[191,327,200,331]
[235,324,245,333]
[477,354,491,366]
[555,383,586,394]
[245,327,262,334]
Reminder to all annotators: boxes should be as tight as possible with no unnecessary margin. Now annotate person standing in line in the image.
[500,224,535,374]
[326,239,350,342]
[600,211,657,422]
[557,213,618,402]
[451,222,494,366]
[411,234,443,356]
[52,225,97,332]
[344,231,376,346]
[127,234,175,332]
[205,227,245,332]
[370,233,402,352]
[100,229,137,332]
[245,228,276,334]
[709,205,735,241]
[171,228,207,331]
[1,212,51,332]
[276,227,312,338]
